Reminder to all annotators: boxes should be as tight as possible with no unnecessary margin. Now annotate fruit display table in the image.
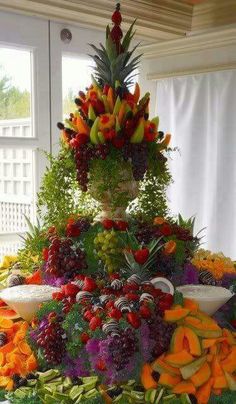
[0,3,235,403]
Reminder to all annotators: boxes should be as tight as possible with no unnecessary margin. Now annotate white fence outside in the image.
[0,118,34,260]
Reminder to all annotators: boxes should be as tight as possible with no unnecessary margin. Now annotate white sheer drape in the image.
[156,70,236,258]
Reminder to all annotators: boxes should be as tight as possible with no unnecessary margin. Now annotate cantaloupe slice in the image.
[180,356,206,380]
[172,381,196,395]
[196,378,214,404]
[190,361,211,387]
[170,326,185,353]
[164,308,190,322]
[183,298,199,312]
[165,350,193,368]
[141,363,158,390]
[0,341,14,355]
[159,372,181,387]
[222,328,236,345]
[152,355,181,376]
[0,352,5,367]
[224,371,236,391]
[213,375,228,389]
[186,325,222,339]
[18,341,32,356]
[184,326,202,356]
[211,356,223,377]
[184,316,202,327]
[202,338,225,349]
[26,354,37,372]
[221,347,236,373]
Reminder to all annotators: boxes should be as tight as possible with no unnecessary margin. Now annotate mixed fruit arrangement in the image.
[0,3,236,404]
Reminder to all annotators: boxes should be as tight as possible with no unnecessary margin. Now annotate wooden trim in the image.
[192,0,236,31]
[147,62,236,80]
[0,0,193,42]
[140,26,236,58]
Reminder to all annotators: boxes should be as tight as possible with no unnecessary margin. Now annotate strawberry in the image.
[112,9,122,25]
[161,293,173,307]
[133,248,149,265]
[80,332,90,344]
[75,274,85,281]
[103,84,110,95]
[83,277,97,292]
[84,310,94,322]
[69,137,79,149]
[102,219,114,230]
[66,223,81,237]
[108,308,122,320]
[42,247,49,261]
[105,301,115,310]
[112,137,125,149]
[52,291,64,301]
[160,223,172,236]
[96,359,107,371]
[126,312,141,329]
[122,283,139,293]
[75,133,88,147]
[89,316,102,331]
[114,220,129,231]
[231,319,236,329]
[125,293,139,301]
[109,273,120,280]
[159,300,172,312]
[63,283,79,297]
[25,270,42,285]
[139,305,151,319]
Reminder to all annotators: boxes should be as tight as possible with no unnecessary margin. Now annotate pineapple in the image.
[89,3,141,90]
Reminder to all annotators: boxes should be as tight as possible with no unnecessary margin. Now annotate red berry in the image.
[108,308,122,321]
[102,219,115,230]
[89,316,102,331]
[133,248,149,265]
[96,359,107,371]
[94,99,105,115]
[114,221,129,231]
[159,300,171,312]
[42,247,49,261]
[80,332,90,344]
[83,277,97,292]
[126,293,139,301]
[63,283,79,297]
[231,319,236,328]
[84,310,94,322]
[75,133,88,146]
[66,223,81,237]
[139,305,151,319]
[52,291,64,301]
[75,274,85,281]
[69,138,79,149]
[126,312,141,329]
[112,10,122,25]
[162,293,174,305]
[103,84,110,95]
[160,223,172,236]
[105,301,115,310]
[123,283,139,293]
[112,137,125,149]
[109,273,120,280]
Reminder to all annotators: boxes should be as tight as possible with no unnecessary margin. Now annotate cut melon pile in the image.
[142,298,236,404]
[0,317,37,390]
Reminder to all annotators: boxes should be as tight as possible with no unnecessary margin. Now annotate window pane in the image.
[0,147,35,259]
[0,47,32,137]
[62,56,94,117]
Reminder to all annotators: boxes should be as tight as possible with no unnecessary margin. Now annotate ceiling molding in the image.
[147,62,236,80]
[192,0,236,31]
[0,0,193,42]
[140,26,236,58]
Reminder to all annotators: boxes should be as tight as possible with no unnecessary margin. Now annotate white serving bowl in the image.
[177,284,233,315]
[151,277,174,295]
[0,284,60,321]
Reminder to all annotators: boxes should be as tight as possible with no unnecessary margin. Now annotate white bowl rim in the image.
[177,285,233,301]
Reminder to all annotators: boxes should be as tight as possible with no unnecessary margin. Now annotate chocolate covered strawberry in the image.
[83,277,97,292]
[89,316,102,331]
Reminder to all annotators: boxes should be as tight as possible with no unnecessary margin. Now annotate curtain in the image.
[156,70,236,258]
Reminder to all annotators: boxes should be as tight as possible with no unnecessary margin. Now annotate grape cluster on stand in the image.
[45,236,87,280]
[35,315,67,365]
[94,230,121,273]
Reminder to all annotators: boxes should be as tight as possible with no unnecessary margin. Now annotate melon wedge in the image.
[165,350,193,368]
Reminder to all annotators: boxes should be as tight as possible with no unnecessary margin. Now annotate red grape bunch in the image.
[45,236,87,280]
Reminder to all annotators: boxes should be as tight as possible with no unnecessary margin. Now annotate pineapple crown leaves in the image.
[20,215,42,242]
[89,5,142,88]
[121,232,164,278]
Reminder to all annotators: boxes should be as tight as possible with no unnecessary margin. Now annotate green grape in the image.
[94,229,122,273]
